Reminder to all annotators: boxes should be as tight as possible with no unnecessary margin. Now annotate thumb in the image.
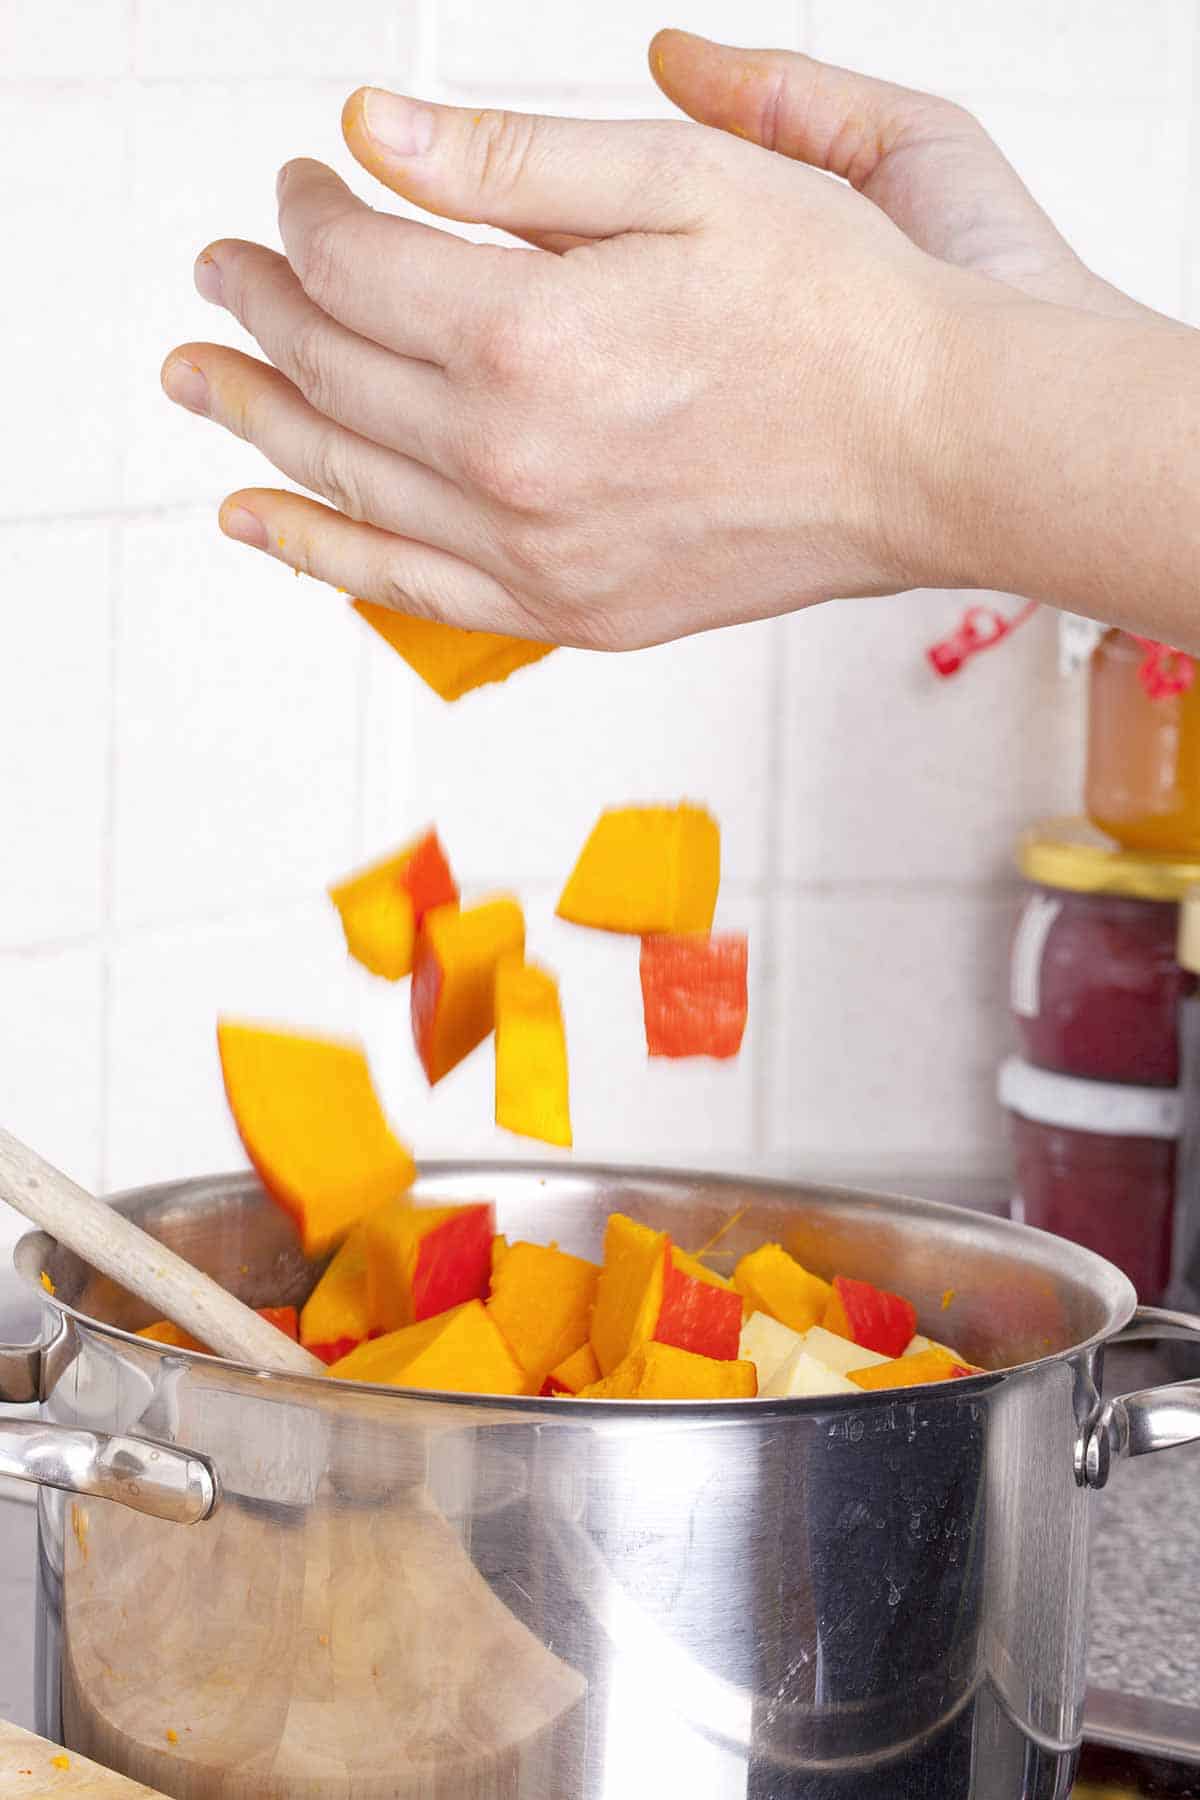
[343,87,717,238]
[649,28,971,187]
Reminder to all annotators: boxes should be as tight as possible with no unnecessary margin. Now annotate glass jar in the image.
[1013,821,1200,1087]
[1000,1057,1179,1303]
[1085,628,1200,853]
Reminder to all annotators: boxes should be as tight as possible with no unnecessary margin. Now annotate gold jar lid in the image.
[1017,818,1200,901]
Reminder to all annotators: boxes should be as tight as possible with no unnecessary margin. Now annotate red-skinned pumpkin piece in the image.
[823,1275,917,1360]
[640,933,748,1059]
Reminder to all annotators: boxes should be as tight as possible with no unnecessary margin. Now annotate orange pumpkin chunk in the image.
[494,957,572,1147]
[328,829,458,980]
[541,1341,602,1395]
[217,1021,415,1258]
[733,1244,832,1335]
[364,1197,495,1334]
[848,1346,972,1391]
[328,1300,526,1394]
[354,604,555,702]
[578,1341,757,1401]
[640,933,748,1059]
[137,1306,298,1355]
[486,1241,599,1390]
[300,1224,370,1361]
[590,1214,743,1374]
[411,898,525,1084]
[557,805,720,935]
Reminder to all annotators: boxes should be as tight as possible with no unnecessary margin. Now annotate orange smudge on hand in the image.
[941,1288,955,1310]
[51,1756,70,1770]
[166,1728,179,1745]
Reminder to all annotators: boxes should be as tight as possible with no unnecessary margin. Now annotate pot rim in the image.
[14,1159,1137,1414]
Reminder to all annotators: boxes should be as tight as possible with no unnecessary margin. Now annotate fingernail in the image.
[220,504,269,550]
[194,253,224,305]
[361,89,435,157]
[162,357,209,415]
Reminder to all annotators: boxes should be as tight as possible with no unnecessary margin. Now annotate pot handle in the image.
[0,1336,217,1526]
[1078,1304,1200,1490]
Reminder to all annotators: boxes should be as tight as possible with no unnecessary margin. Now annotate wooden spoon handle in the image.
[0,1129,323,1377]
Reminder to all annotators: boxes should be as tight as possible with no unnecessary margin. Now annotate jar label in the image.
[1011,894,1062,1019]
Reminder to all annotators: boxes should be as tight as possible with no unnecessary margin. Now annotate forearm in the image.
[935,293,1200,647]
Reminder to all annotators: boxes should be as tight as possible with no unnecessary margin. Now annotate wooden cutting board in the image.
[0,1721,170,1797]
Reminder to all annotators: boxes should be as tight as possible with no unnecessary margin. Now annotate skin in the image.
[162,30,1200,652]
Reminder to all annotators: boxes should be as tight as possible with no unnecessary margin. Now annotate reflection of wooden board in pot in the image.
[61,1495,585,1798]
[0,1719,171,1797]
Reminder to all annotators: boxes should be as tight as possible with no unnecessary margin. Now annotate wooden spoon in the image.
[0,1128,323,1377]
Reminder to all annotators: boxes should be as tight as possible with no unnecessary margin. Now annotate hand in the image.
[650,29,1155,324]
[162,87,987,650]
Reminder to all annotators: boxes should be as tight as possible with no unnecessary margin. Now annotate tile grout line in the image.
[749,617,790,1159]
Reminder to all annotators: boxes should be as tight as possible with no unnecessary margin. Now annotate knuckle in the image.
[285,314,339,415]
[462,421,557,516]
[470,108,539,203]
[310,428,366,521]
[295,213,351,309]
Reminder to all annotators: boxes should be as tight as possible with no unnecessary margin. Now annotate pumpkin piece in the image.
[578,1340,757,1401]
[848,1346,972,1391]
[354,603,556,702]
[364,1198,495,1334]
[217,1020,415,1258]
[540,1341,602,1395]
[556,805,720,935]
[738,1311,804,1391]
[494,957,572,1147]
[823,1275,917,1360]
[327,1300,526,1394]
[590,1214,669,1376]
[300,1225,370,1359]
[490,1235,510,1285]
[412,898,526,1084]
[639,932,748,1059]
[137,1306,299,1356]
[733,1244,832,1334]
[656,1246,743,1361]
[486,1240,599,1390]
[590,1215,744,1374]
[327,829,458,981]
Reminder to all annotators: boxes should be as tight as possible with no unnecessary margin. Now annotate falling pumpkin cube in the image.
[327,1300,527,1394]
[411,897,525,1084]
[328,829,458,980]
[494,957,572,1147]
[556,804,720,934]
[640,933,748,1059]
[354,603,556,702]
[217,1020,415,1259]
[364,1196,495,1334]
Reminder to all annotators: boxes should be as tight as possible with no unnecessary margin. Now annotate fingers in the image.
[341,86,726,238]
[195,238,456,474]
[273,158,525,363]
[217,488,547,640]
[161,344,486,565]
[649,28,976,188]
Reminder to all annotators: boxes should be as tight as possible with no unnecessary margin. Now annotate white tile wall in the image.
[1,0,1195,1225]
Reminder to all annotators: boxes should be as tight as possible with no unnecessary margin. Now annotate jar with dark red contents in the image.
[1012,820,1200,1087]
[1000,1057,1179,1303]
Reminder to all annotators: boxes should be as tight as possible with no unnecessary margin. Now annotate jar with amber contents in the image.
[1085,629,1200,853]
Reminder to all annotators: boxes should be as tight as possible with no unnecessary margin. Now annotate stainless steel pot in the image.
[4,1162,1200,1800]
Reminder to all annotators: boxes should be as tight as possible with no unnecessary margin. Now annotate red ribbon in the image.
[926,601,1039,678]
